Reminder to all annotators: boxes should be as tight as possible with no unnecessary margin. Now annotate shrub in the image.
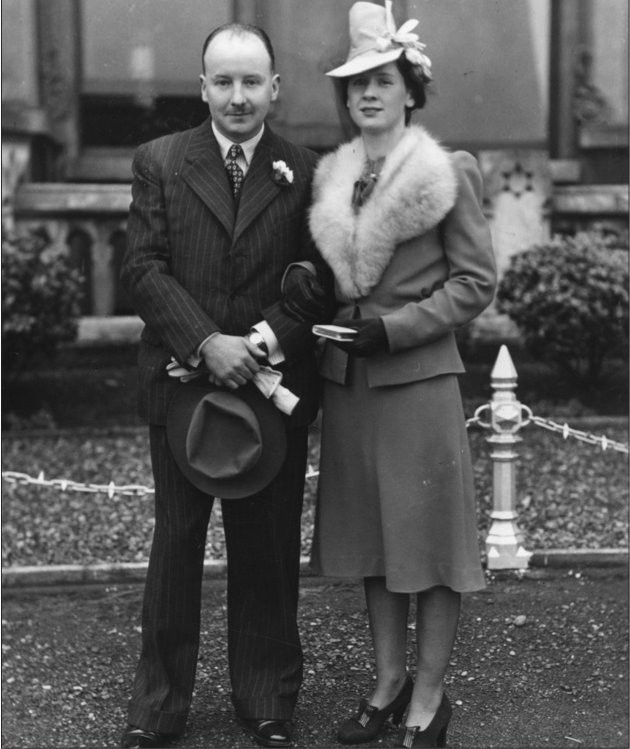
[2,227,84,377]
[496,230,628,383]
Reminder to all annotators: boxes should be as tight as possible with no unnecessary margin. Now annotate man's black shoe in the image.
[120,725,178,748]
[237,717,294,748]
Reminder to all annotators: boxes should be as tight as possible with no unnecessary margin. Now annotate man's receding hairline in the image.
[202,26,275,74]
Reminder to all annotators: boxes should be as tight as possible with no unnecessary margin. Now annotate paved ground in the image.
[2,567,628,749]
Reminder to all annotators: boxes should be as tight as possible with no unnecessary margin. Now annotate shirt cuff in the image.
[252,321,285,366]
[189,332,220,368]
[280,261,317,292]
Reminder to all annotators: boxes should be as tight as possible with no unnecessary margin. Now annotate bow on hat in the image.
[371,0,432,76]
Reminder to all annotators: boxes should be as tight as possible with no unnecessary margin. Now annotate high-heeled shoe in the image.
[337,675,413,744]
[395,693,452,748]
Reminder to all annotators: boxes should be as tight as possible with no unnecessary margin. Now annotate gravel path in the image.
[2,568,628,749]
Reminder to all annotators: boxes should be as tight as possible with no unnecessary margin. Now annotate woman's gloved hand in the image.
[333,317,388,357]
[281,266,328,323]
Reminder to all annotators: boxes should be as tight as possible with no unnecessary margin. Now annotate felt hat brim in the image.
[326,46,403,78]
[166,382,286,499]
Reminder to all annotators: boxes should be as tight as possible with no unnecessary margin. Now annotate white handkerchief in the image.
[253,366,283,399]
[253,366,300,415]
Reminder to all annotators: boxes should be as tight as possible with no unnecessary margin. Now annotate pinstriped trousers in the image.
[127,424,308,734]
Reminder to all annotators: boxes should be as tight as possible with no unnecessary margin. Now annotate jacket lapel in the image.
[181,118,234,237]
[233,127,282,244]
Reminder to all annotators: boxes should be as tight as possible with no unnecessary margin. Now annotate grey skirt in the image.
[311,358,485,593]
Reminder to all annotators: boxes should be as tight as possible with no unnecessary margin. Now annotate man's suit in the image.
[121,116,324,734]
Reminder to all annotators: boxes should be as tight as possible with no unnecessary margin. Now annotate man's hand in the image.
[281,266,328,323]
[200,334,267,390]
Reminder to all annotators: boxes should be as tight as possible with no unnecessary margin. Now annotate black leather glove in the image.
[281,266,327,323]
[333,317,388,357]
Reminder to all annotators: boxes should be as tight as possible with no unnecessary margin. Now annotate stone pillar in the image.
[549,0,588,159]
[35,0,81,177]
[2,142,31,230]
[2,0,41,225]
[88,221,118,317]
[477,149,553,338]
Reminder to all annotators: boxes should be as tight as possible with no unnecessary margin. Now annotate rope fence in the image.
[1,412,625,497]
[2,346,627,570]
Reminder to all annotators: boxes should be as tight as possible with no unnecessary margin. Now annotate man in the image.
[120,23,330,749]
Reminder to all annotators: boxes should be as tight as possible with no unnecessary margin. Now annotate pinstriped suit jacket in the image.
[121,117,326,427]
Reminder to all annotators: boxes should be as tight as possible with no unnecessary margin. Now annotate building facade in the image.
[2,0,628,337]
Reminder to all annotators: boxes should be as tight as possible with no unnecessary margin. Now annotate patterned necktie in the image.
[225,144,244,198]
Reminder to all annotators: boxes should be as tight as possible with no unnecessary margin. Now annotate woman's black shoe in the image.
[337,675,413,744]
[395,693,452,748]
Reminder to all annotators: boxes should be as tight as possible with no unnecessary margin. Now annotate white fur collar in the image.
[310,125,457,300]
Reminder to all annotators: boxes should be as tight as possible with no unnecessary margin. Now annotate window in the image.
[579,0,629,146]
[79,0,230,149]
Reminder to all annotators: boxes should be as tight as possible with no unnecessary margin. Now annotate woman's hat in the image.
[166,382,286,499]
[327,0,432,80]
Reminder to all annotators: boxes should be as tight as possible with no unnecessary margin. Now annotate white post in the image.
[484,345,532,570]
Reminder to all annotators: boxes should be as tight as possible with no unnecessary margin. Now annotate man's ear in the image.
[270,73,281,102]
[200,74,208,103]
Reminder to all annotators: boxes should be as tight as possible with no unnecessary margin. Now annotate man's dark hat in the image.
[166,382,286,499]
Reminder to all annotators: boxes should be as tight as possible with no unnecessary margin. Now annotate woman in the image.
[307,3,497,747]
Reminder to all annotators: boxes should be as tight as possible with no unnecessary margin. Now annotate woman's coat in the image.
[309,125,497,387]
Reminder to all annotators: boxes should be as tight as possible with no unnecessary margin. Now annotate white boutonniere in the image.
[272,160,294,186]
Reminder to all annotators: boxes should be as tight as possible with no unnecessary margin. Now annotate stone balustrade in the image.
[11,170,629,345]
[15,183,131,316]
[552,184,629,234]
